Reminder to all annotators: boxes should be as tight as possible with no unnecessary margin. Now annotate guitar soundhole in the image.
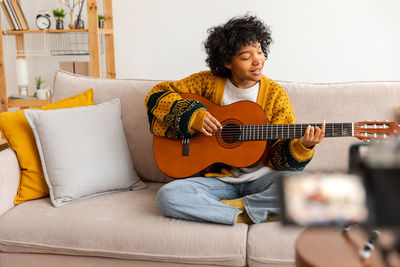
[217,120,243,149]
[221,124,240,144]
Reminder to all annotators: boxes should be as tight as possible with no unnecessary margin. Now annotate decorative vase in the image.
[98,19,104,29]
[36,88,51,99]
[75,18,84,29]
[16,57,29,96]
[56,19,64,30]
[68,11,75,29]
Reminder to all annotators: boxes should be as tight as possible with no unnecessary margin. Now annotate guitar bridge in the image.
[182,138,190,156]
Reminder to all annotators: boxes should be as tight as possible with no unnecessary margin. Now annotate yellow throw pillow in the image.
[0,89,94,205]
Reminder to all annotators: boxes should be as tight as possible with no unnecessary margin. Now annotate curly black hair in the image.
[204,15,272,78]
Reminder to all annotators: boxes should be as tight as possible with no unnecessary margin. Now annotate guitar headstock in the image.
[354,121,400,141]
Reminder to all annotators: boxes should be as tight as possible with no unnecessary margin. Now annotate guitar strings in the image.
[183,124,349,140]
[183,126,389,141]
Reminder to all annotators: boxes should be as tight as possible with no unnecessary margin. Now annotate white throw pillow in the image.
[24,98,146,207]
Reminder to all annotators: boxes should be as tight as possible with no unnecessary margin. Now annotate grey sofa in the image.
[0,70,399,266]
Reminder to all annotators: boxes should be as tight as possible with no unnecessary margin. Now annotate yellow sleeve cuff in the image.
[289,139,315,162]
[188,108,208,134]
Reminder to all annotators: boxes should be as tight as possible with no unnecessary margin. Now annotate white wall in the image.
[3,0,400,97]
[114,0,400,82]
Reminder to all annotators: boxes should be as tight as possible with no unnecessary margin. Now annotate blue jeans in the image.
[156,170,305,225]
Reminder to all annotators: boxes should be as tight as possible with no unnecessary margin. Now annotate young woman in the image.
[145,15,325,225]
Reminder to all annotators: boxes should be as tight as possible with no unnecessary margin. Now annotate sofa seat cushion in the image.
[247,223,304,267]
[0,183,248,266]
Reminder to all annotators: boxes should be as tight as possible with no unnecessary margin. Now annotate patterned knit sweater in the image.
[145,71,314,171]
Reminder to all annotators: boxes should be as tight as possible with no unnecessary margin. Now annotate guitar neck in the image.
[238,123,353,141]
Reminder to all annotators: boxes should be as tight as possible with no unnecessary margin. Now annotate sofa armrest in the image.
[0,148,20,217]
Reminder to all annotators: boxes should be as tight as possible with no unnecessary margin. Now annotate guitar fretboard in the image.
[237,123,353,141]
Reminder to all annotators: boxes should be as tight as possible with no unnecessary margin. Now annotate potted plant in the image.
[34,76,50,99]
[35,76,45,90]
[98,14,105,28]
[52,8,66,29]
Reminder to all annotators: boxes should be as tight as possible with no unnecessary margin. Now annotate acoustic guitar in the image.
[153,94,400,178]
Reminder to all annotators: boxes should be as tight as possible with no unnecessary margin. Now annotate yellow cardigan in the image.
[145,71,314,170]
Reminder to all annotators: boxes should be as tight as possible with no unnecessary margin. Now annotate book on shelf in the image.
[5,0,20,30]
[10,0,28,30]
[9,94,35,99]
[0,0,18,30]
[0,0,28,30]
[0,0,15,30]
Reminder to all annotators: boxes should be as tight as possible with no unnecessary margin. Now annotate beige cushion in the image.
[0,252,233,267]
[24,99,146,207]
[53,71,172,183]
[280,80,400,172]
[247,223,304,267]
[0,183,248,266]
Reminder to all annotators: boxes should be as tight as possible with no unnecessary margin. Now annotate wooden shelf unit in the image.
[7,97,51,109]
[2,28,114,35]
[3,29,89,34]
[0,0,116,112]
[0,139,9,151]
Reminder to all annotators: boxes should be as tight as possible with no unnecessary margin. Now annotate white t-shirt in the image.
[217,79,272,184]
[222,78,259,105]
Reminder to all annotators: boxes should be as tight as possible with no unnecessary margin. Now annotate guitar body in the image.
[153,94,268,178]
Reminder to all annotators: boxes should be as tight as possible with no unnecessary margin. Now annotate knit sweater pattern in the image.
[145,71,314,171]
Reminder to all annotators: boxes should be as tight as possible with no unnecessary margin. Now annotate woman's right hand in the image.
[201,113,222,136]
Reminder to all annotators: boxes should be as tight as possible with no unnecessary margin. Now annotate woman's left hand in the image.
[299,121,325,149]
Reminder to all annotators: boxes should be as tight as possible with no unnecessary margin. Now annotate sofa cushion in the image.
[0,89,94,205]
[53,71,173,183]
[24,99,146,207]
[0,252,247,267]
[247,223,304,267]
[280,80,400,172]
[0,183,248,266]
